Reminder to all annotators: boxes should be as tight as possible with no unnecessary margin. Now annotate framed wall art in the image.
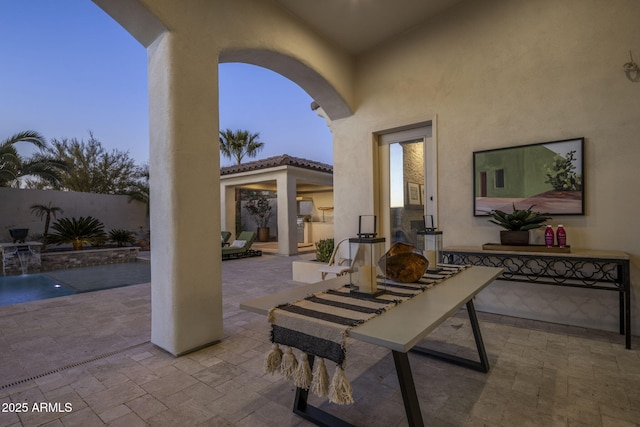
[407,182,422,206]
[473,137,584,216]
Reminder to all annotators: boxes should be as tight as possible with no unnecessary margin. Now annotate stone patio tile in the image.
[58,406,103,427]
[97,403,132,423]
[83,380,147,414]
[125,393,168,420]
[140,369,199,399]
[0,254,639,426]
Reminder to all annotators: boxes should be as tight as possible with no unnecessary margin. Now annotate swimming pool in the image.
[0,262,151,306]
[0,274,76,306]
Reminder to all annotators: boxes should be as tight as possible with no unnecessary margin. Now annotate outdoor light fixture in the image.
[417,215,443,273]
[623,50,640,82]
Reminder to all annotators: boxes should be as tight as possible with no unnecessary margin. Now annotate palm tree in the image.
[219,129,264,165]
[0,131,67,187]
[219,129,265,234]
[30,202,64,249]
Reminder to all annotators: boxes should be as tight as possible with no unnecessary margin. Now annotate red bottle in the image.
[544,225,555,248]
[556,225,566,248]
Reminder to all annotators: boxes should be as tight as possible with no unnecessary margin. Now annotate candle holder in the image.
[349,215,386,296]
[417,215,443,273]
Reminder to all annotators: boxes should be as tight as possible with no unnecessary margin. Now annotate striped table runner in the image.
[264,264,468,405]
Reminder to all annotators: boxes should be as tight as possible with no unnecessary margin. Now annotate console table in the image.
[443,246,631,349]
[241,266,503,427]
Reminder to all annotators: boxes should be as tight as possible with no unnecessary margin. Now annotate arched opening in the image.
[55,3,355,355]
[218,62,335,255]
[220,49,352,121]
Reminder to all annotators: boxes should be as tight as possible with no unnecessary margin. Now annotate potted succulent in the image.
[488,204,552,245]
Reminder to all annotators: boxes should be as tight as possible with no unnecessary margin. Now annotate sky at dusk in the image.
[0,0,333,167]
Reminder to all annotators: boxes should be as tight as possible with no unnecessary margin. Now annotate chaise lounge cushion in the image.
[229,239,246,248]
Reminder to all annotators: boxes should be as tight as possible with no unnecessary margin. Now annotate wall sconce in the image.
[624,50,640,82]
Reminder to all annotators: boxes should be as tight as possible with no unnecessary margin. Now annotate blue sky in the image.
[0,0,333,167]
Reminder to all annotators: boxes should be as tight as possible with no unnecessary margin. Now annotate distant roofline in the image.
[220,154,333,175]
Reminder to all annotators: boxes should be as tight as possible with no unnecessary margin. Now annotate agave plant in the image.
[109,228,136,247]
[47,216,107,250]
[488,204,551,231]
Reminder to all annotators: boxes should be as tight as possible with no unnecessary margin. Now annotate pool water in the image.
[0,274,76,306]
[0,262,151,307]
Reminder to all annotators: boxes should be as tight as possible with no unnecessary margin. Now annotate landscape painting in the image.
[473,138,584,216]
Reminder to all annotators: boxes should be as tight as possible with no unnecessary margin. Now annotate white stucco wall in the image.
[0,187,148,243]
[332,0,640,333]
[93,0,639,352]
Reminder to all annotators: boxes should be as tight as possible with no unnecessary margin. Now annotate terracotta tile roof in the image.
[220,154,333,175]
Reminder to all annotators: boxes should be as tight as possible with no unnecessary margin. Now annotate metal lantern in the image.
[349,236,386,296]
[417,215,443,273]
[349,215,386,296]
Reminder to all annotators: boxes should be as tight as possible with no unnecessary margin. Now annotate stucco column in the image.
[148,32,222,355]
[276,172,298,255]
[220,183,236,237]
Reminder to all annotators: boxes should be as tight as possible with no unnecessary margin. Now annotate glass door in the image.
[378,124,436,247]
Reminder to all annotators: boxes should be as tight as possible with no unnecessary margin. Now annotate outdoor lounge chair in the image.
[317,238,361,280]
[222,231,261,260]
[221,231,232,246]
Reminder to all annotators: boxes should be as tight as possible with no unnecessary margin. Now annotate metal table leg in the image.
[411,299,490,373]
[292,356,355,427]
[392,351,425,427]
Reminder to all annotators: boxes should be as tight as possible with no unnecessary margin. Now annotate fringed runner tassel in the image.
[311,357,330,397]
[328,365,354,405]
[264,343,283,374]
[280,347,298,380]
[293,353,313,389]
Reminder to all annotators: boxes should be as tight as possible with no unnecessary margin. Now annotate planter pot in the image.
[258,227,270,242]
[8,228,29,243]
[500,230,530,246]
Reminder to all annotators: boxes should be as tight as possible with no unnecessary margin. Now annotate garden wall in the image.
[0,243,140,276]
[0,188,148,243]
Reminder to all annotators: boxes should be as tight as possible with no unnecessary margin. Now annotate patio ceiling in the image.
[272,0,464,54]
[240,180,332,194]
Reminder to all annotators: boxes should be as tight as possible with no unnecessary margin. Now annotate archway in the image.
[220,49,352,121]
[92,0,355,356]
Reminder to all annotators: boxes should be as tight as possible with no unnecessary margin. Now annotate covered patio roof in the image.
[220,154,333,255]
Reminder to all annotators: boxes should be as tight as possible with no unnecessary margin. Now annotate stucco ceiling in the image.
[272,0,464,54]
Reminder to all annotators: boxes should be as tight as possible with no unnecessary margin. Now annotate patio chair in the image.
[222,231,261,260]
[221,231,232,247]
[317,238,361,280]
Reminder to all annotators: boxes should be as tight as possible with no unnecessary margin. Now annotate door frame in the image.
[375,118,438,247]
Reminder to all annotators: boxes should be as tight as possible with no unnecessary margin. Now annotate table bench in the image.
[240,266,503,427]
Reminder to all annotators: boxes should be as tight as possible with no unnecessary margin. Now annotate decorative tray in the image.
[482,243,571,253]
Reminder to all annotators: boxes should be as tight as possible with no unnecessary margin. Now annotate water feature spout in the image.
[1,242,43,276]
[14,246,34,275]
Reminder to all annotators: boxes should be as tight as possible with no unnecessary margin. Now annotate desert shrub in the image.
[109,228,136,247]
[47,216,107,250]
[315,238,335,263]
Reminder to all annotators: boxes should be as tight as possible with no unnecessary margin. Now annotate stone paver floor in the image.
[1,252,639,426]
